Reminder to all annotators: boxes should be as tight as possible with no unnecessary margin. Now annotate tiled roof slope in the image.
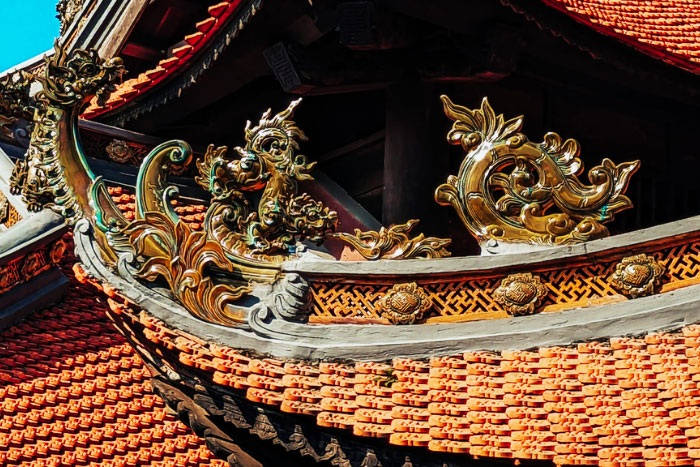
[540,0,700,74]
[0,236,226,467]
[105,290,700,466]
[81,0,246,119]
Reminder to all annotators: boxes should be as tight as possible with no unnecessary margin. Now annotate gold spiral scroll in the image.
[435,96,640,251]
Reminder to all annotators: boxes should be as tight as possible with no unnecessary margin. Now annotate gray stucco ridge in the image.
[283,215,700,277]
[0,210,67,264]
[75,218,700,362]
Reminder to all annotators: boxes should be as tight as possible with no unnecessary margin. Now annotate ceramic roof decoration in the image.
[3,1,700,466]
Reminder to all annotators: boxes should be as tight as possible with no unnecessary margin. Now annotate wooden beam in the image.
[98,0,151,59]
[318,130,385,163]
[121,42,162,61]
[382,81,449,235]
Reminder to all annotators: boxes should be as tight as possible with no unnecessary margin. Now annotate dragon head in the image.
[239,98,316,181]
[37,41,124,110]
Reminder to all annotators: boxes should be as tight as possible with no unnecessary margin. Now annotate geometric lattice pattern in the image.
[95,280,700,467]
[310,237,700,321]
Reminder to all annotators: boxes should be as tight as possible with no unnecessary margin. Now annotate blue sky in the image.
[0,0,60,71]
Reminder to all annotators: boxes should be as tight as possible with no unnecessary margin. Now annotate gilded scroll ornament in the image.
[9,44,124,219]
[493,273,548,316]
[435,96,640,252]
[609,254,665,298]
[376,282,433,324]
[332,219,451,260]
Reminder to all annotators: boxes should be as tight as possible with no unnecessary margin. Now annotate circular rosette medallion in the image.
[376,282,433,325]
[609,254,665,298]
[493,272,548,316]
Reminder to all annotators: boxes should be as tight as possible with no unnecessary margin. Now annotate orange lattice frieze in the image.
[309,236,700,323]
[81,278,700,467]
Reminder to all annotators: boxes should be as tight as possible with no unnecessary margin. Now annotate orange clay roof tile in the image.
[541,0,700,75]
[14,194,700,466]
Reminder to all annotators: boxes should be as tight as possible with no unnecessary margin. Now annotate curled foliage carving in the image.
[332,219,450,260]
[122,211,251,326]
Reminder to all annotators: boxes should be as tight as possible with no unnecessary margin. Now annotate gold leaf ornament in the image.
[332,219,451,260]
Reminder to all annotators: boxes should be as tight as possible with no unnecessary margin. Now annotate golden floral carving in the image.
[332,219,451,260]
[609,254,665,298]
[435,96,639,250]
[493,273,548,316]
[376,282,433,324]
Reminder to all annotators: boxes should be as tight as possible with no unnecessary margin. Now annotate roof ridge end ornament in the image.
[435,95,640,255]
[9,41,124,230]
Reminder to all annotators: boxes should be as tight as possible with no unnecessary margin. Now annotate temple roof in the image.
[540,0,700,74]
[78,0,700,124]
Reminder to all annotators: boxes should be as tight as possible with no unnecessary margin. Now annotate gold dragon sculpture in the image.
[194,99,338,263]
[436,96,640,251]
[119,101,339,324]
[9,44,124,219]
